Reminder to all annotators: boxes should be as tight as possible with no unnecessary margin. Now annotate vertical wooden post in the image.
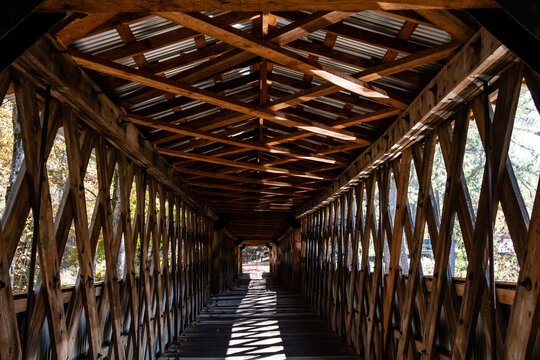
[292,227,302,289]
[210,228,222,294]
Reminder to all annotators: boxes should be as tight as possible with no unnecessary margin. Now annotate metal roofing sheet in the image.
[71,10,454,119]
[129,16,182,41]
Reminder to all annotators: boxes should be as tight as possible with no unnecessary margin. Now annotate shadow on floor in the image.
[160,270,359,359]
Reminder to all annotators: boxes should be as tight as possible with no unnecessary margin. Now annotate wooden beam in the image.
[159,148,333,180]
[96,12,252,62]
[159,12,405,107]
[503,173,540,358]
[36,1,499,12]
[286,39,428,85]
[142,37,451,141]
[113,11,356,106]
[55,13,117,46]
[265,40,459,112]
[128,114,345,164]
[416,9,474,43]
[189,181,309,197]
[14,34,215,218]
[263,107,398,147]
[296,27,513,217]
[266,11,355,46]
[175,167,320,189]
[68,49,360,141]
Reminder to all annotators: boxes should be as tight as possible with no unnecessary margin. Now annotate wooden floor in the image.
[160,270,359,359]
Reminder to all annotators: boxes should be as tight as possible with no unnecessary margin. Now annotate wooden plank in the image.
[189,181,308,197]
[26,128,95,360]
[115,11,360,108]
[396,134,436,357]
[12,75,71,360]
[269,11,354,46]
[148,179,164,355]
[286,39,426,85]
[0,69,22,360]
[437,118,506,357]
[63,109,104,359]
[96,141,127,359]
[264,108,399,146]
[118,154,140,355]
[98,12,252,62]
[37,0,498,12]
[503,172,540,358]
[35,176,71,360]
[262,39,460,115]
[421,108,468,359]
[452,64,522,360]
[381,148,411,349]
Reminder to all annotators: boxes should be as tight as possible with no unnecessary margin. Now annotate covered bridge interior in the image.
[0,1,539,359]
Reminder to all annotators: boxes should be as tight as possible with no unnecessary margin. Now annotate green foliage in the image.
[94,232,107,282]
[424,86,540,282]
[242,246,268,263]
[0,100,14,217]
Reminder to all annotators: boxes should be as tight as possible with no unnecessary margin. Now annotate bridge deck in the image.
[160,271,359,359]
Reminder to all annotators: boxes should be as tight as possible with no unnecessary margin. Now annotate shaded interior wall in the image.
[278,63,540,359]
[210,229,237,294]
[277,228,301,290]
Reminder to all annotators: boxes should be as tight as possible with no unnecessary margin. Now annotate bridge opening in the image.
[242,245,270,276]
[1,2,540,360]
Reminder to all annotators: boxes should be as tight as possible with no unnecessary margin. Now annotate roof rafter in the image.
[69,48,361,141]
[159,147,334,180]
[114,11,355,105]
[159,12,406,107]
[175,167,323,189]
[129,113,345,164]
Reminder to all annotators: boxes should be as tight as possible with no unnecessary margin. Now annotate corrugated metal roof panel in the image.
[410,24,451,46]
[144,38,197,63]
[163,61,203,78]
[345,11,404,38]
[129,16,182,41]
[72,28,123,54]
[332,35,389,60]
[70,10,454,125]
[110,82,146,98]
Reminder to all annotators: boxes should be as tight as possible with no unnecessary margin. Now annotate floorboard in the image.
[160,271,360,360]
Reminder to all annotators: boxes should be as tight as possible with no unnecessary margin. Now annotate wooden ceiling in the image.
[39,2,488,242]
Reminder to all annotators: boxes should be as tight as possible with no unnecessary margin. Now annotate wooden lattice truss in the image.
[0,65,231,358]
[293,63,540,359]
